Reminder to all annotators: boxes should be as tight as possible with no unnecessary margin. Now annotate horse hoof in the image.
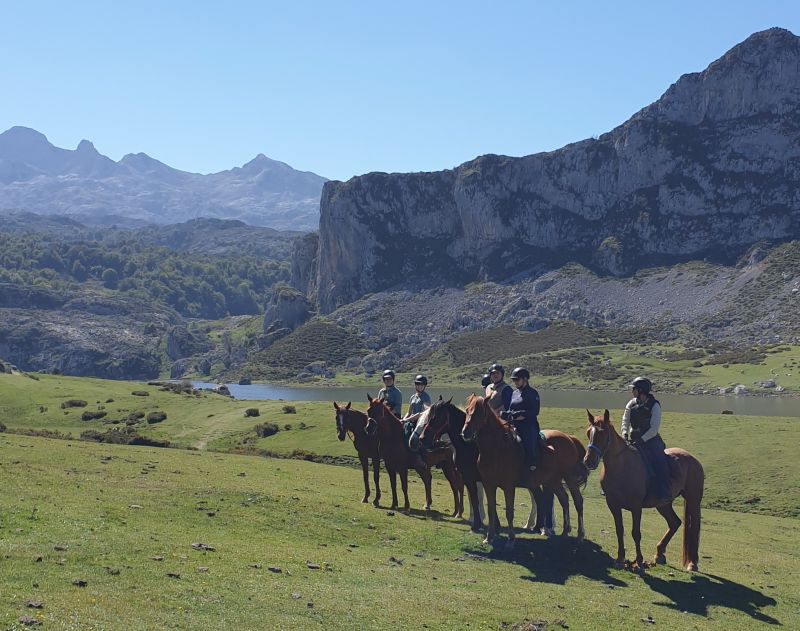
[686,562,698,572]
[362,498,369,504]
[654,554,667,565]
[613,560,625,570]
[482,537,491,545]
[424,504,431,511]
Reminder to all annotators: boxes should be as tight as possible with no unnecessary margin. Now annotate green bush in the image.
[131,390,150,397]
[81,410,108,421]
[61,399,88,409]
[254,422,279,438]
[0,421,6,432]
[244,408,260,417]
[146,411,167,424]
[282,405,297,414]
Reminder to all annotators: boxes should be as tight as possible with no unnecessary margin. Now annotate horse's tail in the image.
[569,435,590,490]
[682,457,705,571]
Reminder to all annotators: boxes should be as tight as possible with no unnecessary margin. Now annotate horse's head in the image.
[333,401,352,441]
[462,394,488,442]
[413,397,453,448]
[584,409,613,470]
[365,394,387,436]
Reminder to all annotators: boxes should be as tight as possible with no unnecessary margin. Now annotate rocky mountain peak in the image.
[75,139,99,154]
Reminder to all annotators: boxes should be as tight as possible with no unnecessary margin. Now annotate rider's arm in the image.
[620,399,634,439]
[642,402,661,441]
[501,385,512,410]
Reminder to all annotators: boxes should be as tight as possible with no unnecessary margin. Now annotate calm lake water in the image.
[192,382,800,418]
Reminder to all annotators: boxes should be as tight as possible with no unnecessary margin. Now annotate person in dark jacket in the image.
[621,376,671,502]
[485,363,513,415]
[378,369,402,417]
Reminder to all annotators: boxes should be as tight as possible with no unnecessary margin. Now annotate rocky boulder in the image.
[263,285,312,334]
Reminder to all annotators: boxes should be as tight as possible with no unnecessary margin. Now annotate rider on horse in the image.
[501,367,541,471]
[621,376,671,501]
[378,369,403,417]
[405,374,431,417]
[485,363,513,414]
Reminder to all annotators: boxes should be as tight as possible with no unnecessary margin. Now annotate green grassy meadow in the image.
[1,372,799,628]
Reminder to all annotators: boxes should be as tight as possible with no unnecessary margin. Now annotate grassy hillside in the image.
[1,433,797,629]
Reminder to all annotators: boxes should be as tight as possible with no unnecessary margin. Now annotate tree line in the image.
[0,233,290,319]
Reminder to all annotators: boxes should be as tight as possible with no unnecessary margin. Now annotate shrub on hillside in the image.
[61,399,88,409]
[0,421,6,432]
[254,422,279,438]
[244,408,260,417]
[81,410,108,421]
[146,411,167,424]
[131,390,150,397]
[282,405,297,414]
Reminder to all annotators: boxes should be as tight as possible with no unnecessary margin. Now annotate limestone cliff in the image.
[316,28,800,313]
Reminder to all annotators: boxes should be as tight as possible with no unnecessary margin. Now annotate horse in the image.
[462,394,588,548]
[333,401,381,506]
[365,395,462,515]
[584,409,704,572]
[410,397,540,533]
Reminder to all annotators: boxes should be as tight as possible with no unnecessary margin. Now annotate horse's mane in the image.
[372,398,404,426]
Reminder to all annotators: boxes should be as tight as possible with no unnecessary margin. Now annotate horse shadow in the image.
[464,535,628,587]
[642,572,780,624]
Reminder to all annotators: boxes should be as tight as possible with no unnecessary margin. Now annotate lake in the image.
[191,382,800,417]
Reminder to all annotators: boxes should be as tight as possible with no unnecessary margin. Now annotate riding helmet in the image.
[382,369,396,380]
[488,363,505,375]
[414,374,428,386]
[629,376,652,394]
[510,367,530,380]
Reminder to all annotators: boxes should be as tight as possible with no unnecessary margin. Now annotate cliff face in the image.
[316,28,800,313]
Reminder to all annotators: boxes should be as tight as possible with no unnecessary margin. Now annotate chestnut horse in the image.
[333,401,381,506]
[411,397,541,534]
[365,395,462,515]
[462,395,588,548]
[584,410,704,572]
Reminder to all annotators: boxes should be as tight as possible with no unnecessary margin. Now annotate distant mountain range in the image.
[0,127,326,230]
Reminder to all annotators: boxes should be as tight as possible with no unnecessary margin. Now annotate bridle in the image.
[462,399,487,442]
[336,410,355,443]
[587,422,611,460]
[417,405,448,445]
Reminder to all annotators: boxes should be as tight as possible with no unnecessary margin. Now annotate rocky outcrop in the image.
[290,232,319,296]
[316,28,800,312]
[262,285,312,334]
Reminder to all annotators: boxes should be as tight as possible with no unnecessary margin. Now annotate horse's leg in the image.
[631,506,644,569]
[466,479,482,532]
[360,454,370,503]
[401,467,412,512]
[551,483,570,537]
[566,479,585,540]
[371,457,381,507]
[654,502,681,565]
[484,485,498,545]
[476,481,486,523]
[503,485,516,550]
[388,467,398,510]
[416,464,432,511]
[610,504,625,568]
[523,488,537,531]
[442,461,461,518]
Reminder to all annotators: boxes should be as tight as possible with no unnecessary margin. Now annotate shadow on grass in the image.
[464,534,628,587]
[643,572,780,624]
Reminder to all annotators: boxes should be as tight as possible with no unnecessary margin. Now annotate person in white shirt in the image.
[621,377,671,501]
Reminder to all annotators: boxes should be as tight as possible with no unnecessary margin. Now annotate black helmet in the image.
[382,369,396,380]
[629,377,652,394]
[414,374,428,386]
[510,367,530,380]
[480,374,491,388]
[488,363,505,375]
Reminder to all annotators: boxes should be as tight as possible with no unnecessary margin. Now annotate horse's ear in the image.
[346,402,351,409]
[586,409,593,425]
[446,396,453,405]
[367,394,373,403]
[438,395,443,401]
[603,409,611,425]
[333,401,340,410]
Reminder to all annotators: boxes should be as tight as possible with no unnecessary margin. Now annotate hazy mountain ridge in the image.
[0,128,326,230]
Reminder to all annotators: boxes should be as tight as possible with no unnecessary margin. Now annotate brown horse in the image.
[333,401,381,506]
[462,394,588,548]
[365,395,462,514]
[584,409,704,572]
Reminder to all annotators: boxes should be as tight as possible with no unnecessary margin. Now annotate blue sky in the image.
[1,1,798,181]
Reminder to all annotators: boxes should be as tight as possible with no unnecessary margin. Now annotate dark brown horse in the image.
[333,401,381,506]
[365,395,462,514]
[462,395,588,548]
[584,410,704,572]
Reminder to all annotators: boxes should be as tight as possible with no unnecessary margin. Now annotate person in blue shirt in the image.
[378,369,402,417]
